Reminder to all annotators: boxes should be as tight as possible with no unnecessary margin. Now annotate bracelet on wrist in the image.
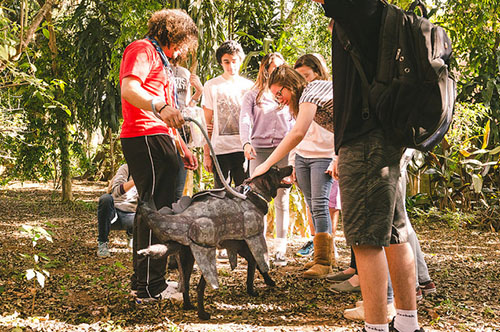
[158,104,168,114]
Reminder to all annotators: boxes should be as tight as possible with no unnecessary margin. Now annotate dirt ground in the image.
[0,181,499,332]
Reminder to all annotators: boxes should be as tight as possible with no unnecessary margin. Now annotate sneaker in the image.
[296,240,314,257]
[97,242,110,258]
[389,317,425,332]
[416,286,423,301]
[135,281,182,304]
[419,280,436,295]
[273,252,287,267]
[326,270,355,282]
[328,279,361,293]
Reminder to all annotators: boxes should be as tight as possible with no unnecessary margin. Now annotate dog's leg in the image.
[237,245,258,296]
[243,242,276,288]
[259,270,276,288]
[256,260,276,287]
[179,245,195,310]
[196,276,210,320]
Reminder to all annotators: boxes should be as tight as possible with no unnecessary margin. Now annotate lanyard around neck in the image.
[146,37,179,109]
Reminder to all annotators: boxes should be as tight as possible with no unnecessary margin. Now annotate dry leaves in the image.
[0,181,499,331]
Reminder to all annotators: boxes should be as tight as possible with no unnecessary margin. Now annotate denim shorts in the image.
[338,129,408,247]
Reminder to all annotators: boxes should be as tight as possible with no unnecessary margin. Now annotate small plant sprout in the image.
[19,224,54,314]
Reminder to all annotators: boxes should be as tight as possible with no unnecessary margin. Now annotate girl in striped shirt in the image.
[252,63,336,279]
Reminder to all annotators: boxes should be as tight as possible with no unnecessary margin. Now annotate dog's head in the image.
[245,165,293,201]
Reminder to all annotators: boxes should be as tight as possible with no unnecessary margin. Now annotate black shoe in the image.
[389,317,425,332]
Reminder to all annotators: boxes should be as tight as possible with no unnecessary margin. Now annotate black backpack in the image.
[336,0,456,152]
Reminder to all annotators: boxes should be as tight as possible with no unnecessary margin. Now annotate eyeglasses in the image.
[274,86,285,103]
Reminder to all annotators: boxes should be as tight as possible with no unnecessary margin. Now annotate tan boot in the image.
[303,260,314,270]
[302,237,335,270]
[303,233,333,279]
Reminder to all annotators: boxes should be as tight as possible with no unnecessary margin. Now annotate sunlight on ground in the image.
[3,180,107,192]
[180,322,354,332]
[214,301,283,312]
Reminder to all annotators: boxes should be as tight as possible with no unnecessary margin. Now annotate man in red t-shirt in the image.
[119,8,198,303]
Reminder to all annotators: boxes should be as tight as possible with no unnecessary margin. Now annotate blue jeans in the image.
[294,154,333,234]
[97,194,134,243]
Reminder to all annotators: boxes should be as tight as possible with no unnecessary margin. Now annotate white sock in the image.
[365,323,389,332]
[394,309,419,332]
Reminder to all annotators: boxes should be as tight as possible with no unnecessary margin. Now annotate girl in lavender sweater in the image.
[239,53,294,267]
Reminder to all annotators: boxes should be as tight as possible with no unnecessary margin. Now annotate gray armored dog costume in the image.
[138,165,293,290]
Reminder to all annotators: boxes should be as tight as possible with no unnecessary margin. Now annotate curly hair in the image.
[268,65,308,118]
[294,54,330,81]
[147,9,198,53]
[215,40,245,64]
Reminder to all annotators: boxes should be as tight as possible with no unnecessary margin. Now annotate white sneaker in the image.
[135,281,182,304]
[273,252,287,267]
[97,242,110,258]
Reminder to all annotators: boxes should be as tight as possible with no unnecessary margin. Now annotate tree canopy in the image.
[0,0,499,225]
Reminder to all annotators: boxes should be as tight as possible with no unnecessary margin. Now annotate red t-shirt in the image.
[119,39,177,138]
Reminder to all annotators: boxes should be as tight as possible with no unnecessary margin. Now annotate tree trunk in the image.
[59,113,73,201]
[108,127,115,177]
[44,4,72,201]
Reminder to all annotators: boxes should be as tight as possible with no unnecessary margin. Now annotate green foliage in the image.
[408,102,500,230]
[410,207,476,230]
[437,0,500,143]
[1,0,499,232]
[284,1,331,68]
[69,0,124,132]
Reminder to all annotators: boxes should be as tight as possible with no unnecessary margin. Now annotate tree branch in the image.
[12,0,58,62]
[0,82,31,89]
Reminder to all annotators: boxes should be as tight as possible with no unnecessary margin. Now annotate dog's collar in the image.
[242,185,269,214]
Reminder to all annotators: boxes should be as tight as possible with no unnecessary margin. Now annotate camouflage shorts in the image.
[338,129,408,247]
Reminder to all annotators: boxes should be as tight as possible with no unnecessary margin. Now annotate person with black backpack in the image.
[310,0,449,331]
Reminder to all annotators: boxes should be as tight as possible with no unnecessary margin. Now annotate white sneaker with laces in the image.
[97,242,111,258]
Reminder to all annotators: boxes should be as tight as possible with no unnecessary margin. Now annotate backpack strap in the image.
[408,0,428,18]
[335,23,371,120]
[375,3,401,85]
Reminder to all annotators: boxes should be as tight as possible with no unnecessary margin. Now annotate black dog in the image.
[137,165,293,319]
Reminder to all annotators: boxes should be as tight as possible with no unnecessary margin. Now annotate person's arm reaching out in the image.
[252,102,317,178]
